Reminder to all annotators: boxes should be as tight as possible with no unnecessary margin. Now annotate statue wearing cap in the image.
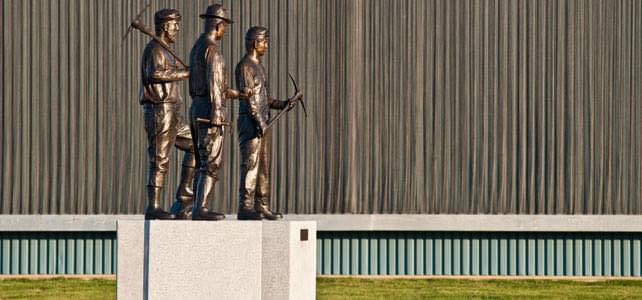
[235,26,303,220]
[188,4,243,220]
[140,8,195,220]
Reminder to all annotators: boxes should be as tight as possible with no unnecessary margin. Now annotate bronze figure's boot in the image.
[171,165,196,219]
[237,197,262,220]
[192,174,225,221]
[145,186,176,220]
[255,197,283,220]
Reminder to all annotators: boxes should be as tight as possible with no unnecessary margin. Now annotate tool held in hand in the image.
[266,73,307,129]
[195,89,252,126]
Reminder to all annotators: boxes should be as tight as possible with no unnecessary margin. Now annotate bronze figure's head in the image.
[154,9,182,44]
[245,26,269,56]
[200,4,233,40]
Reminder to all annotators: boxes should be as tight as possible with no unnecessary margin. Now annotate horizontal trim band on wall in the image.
[1,215,642,232]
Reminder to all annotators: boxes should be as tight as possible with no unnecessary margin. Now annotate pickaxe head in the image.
[121,2,152,43]
[288,73,307,118]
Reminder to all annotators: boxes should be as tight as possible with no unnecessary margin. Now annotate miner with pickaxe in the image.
[236,27,304,220]
[133,9,195,220]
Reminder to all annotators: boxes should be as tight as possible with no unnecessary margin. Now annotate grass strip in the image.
[0,278,115,300]
[317,277,642,299]
[2,277,642,299]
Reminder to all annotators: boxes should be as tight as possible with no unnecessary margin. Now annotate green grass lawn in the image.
[317,277,642,299]
[1,277,642,299]
[0,278,115,300]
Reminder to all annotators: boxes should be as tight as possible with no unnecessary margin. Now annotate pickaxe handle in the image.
[195,118,230,126]
[266,104,289,129]
[195,118,232,135]
[131,20,188,68]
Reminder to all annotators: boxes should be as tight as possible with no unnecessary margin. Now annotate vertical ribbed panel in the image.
[1,0,642,214]
[0,232,116,275]
[317,232,642,276]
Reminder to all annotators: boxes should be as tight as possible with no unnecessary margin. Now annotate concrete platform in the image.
[116,220,316,300]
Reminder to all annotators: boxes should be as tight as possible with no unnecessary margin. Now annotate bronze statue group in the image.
[139,5,303,221]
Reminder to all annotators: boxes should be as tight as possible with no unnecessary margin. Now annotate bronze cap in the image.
[154,9,182,25]
[245,26,270,41]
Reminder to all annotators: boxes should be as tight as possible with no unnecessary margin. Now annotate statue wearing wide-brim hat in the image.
[199,4,234,24]
[188,3,239,221]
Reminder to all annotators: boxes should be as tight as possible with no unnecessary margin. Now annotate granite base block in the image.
[116,220,316,300]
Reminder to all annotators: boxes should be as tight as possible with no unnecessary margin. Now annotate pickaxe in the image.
[266,73,306,129]
[121,2,188,68]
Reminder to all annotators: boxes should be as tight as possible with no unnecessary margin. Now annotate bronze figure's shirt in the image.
[235,56,271,143]
[139,40,186,104]
[189,35,229,124]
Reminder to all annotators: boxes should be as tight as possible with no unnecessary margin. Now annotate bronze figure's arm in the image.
[205,49,227,125]
[240,66,269,135]
[268,73,305,111]
[226,88,252,99]
[268,92,303,111]
[267,96,289,110]
[146,48,189,83]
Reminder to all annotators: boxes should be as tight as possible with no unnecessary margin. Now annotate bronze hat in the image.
[245,26,270,41]
[154,9,182,25]
[199,4,233,23]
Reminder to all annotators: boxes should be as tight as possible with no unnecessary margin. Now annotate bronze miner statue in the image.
[189,4,247,220]
[139,9,195,220]
[235,26,304,220]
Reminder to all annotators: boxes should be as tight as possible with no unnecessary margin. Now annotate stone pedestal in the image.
[116,220,316,300]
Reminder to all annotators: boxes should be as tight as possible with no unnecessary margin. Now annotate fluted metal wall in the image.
[0,232,116,275]
[318,232,642,276]
[1,0,641,214]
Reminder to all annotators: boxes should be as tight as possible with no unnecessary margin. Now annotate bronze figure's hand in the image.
[257,122,268,137]
[226,89,240,99]
[286,90,303,111]
[178,68,190,78]
[226,88,253,99]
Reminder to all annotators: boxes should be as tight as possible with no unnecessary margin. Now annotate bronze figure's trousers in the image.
[143,103,196,192]
[193,126,225,178]
[239,130,270,208]
[190,99,226,208]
